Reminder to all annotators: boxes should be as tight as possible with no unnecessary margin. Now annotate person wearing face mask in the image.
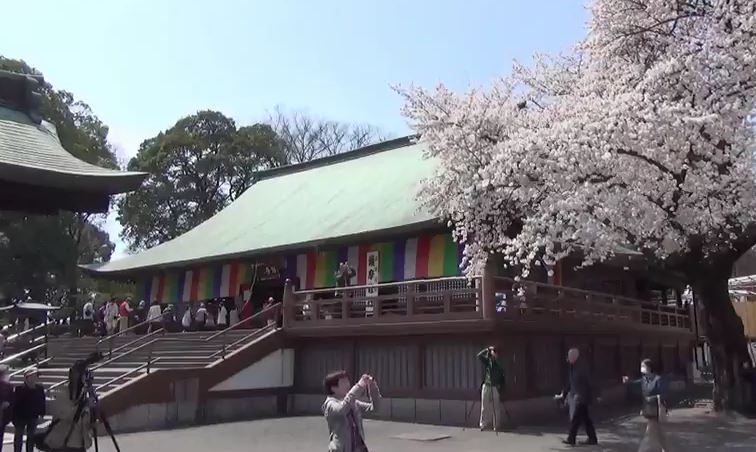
[623,359,671,452]
[13,369,45,452]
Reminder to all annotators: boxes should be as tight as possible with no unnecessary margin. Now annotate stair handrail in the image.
[9,357,53,378]
[7,323,47,344]
[96,314,164,356]
[106,328,165,359]
[208,324,276,360]
[204,302,280,342]
[46,338,160,394]
[0,343,47,366]
[203,303,280,360]
[96,357,161,391]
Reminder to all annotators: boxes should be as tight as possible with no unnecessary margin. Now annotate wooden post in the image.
[406,283,416,317]
[482,264,496,320]
[282,279,295,329]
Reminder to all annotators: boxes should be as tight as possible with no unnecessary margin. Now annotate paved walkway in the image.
[91,407,756,451]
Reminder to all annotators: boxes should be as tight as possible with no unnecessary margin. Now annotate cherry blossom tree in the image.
[399,0,756,410]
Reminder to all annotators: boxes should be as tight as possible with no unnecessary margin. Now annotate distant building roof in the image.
[0,70,146,213]
[86,137,438,275]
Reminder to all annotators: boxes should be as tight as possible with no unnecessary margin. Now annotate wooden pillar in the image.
[482,263,496,320]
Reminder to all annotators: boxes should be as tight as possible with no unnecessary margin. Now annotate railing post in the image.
[406,283,416,317]
[282,279,295,329]
[481,266,496,320]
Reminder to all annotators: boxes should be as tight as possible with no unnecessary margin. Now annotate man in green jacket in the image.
[478,345,505,431]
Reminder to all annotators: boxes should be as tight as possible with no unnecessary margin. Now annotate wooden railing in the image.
[492,277,691,330]
[284,275,692,332]
[286,276,482,327]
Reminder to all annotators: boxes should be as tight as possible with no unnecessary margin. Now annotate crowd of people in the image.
[78,295,280,337]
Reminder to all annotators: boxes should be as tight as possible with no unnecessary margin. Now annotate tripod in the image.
[463,385,512,434]
[81,369,121,452]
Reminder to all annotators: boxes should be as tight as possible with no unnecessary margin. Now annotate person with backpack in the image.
[195,303,209,331]
[13,368,45,452]
[477,345,505,431]
[181,305,193,332]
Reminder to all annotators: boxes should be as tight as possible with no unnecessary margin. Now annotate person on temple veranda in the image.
[477,345,506,431]
[322,371,381,452]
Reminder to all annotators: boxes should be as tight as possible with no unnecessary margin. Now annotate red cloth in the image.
[119,301,131,317]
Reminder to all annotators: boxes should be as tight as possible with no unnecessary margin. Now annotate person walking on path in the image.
[623,359,671,452]
[477,345,505,431]
[322,371,381,452]
[13,368,45,452]
[555,347,598,446]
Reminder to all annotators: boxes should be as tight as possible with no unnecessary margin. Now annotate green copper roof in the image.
[88,138,438,274]
[0,106,146,194]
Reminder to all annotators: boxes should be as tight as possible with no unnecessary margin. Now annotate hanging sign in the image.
[366,251,379,297]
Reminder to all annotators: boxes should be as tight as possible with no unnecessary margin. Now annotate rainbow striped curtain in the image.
[140,261,252,304]
[286,233,462,290]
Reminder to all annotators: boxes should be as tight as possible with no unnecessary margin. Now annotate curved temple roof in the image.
[86,137,439,275]
[0,71,146,213]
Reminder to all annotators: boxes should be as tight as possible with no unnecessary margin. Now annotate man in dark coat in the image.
[13,368,45,452]
[0,365,14,450]
[555,347,598,446]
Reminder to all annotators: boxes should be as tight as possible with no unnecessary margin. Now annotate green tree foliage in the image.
[117,111,287,250]
[0,57,116,304]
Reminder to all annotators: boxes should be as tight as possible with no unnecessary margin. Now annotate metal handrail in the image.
[96,358,160,391]
[0,343,47,366]
[7,323,47,343]
[203,303,281,342]
[91,339,159,371]
[46,338,160,393]
[96,318,149,345]
[107,328,165,359]
[209,324,274,359]
[204,303,280,360]
[9,357,53,378]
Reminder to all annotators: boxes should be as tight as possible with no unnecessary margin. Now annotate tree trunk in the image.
[692,265,753,412]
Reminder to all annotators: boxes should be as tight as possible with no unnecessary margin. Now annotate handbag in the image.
[641,395,659,419]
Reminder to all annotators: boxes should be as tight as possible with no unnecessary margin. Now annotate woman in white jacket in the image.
[147,300,163,333]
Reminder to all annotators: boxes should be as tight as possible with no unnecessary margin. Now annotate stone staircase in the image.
[3,327,265,444]
[8,329,259,393]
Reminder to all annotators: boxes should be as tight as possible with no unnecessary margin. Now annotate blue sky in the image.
[0,0,589,258]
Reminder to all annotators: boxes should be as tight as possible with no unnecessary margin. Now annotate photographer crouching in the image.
[35,352,120,452]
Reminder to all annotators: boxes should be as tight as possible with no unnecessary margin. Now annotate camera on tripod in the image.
[35,351,121,452]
